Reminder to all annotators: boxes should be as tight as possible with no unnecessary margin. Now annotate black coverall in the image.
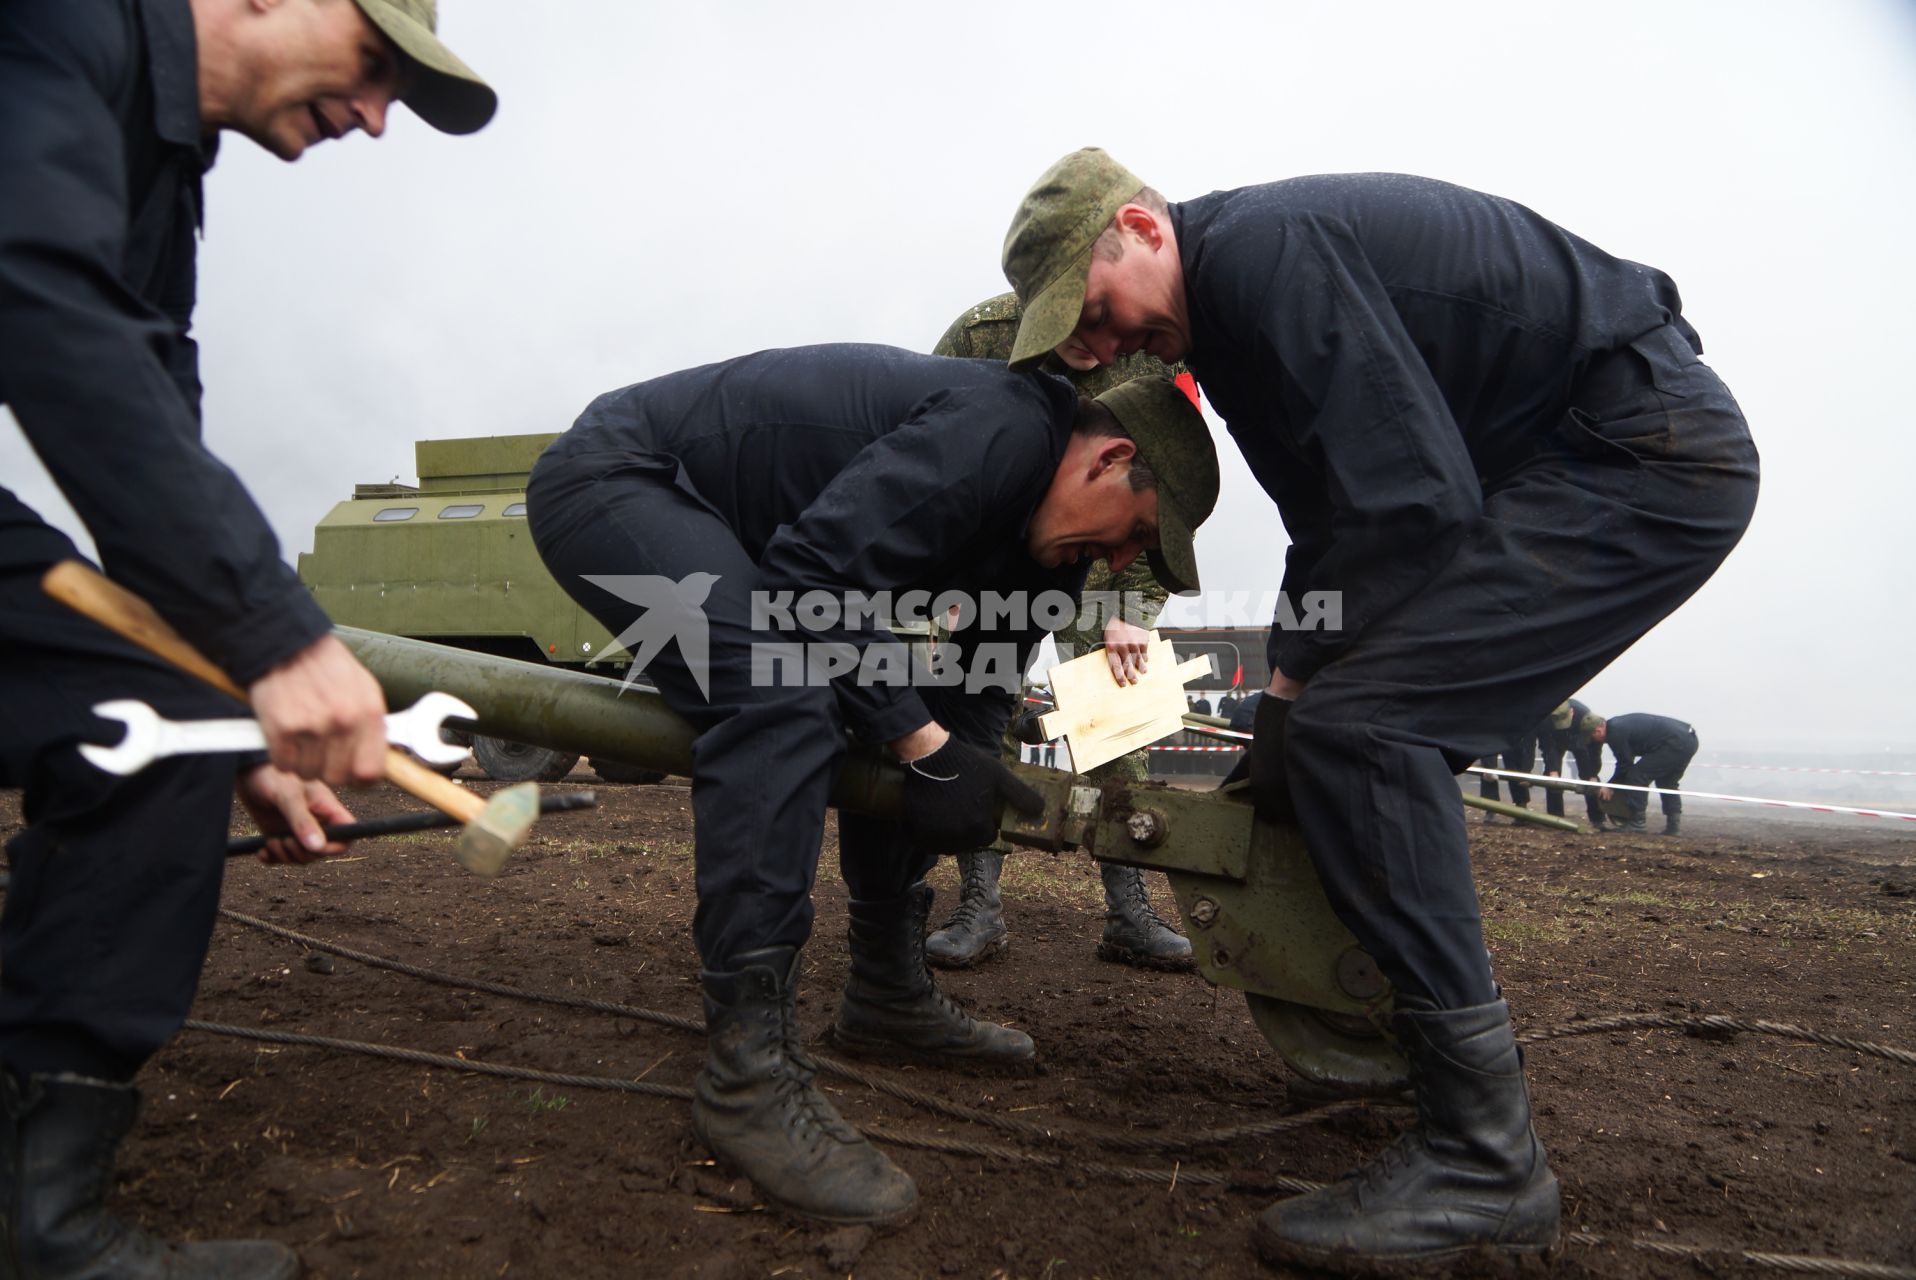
[1602,713,1699,821]
[526,346,1080,970]
[1174,175,1758,1008]
[1539,697,1601,823]
[0,0,334,1081]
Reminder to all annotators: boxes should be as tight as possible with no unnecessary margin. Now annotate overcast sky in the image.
[6,0,1914,754]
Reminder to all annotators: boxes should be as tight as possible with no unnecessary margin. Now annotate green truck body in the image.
[297,433,654,782]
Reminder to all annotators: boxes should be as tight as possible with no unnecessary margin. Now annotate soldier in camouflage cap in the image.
[929,292,1198,972]
[1000,146,1759,1271]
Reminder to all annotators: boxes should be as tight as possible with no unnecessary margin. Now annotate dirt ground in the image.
[2,775,1912,1280]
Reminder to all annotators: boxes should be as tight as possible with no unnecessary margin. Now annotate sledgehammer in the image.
[42,560,539,876]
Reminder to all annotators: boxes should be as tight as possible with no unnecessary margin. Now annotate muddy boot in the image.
[692,947,916,1226]
[1095,863,1193,971]
[1621,813,1648,832]
[830,883,1036,1073]
[1253,997,1560,1272]
[1662,813,1682,837]
[1,1070,300,1279]
[924,849,1007,969]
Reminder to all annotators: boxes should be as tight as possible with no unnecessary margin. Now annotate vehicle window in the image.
[439,504,484,519]
[502,502,528,517]
[372,507,418,522]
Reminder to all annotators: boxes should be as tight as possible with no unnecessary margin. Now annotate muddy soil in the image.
[2,777,1911,1279]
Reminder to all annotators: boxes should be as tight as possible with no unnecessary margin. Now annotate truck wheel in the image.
[471,735,579,783]
[591,758,668,785]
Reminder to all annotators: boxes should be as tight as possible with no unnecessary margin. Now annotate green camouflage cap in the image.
[1576,711,1605,736]
[1093,377,1218,595]
[1548,702,1575,731]
[1002,148,1145,371]
[351,0,497,135]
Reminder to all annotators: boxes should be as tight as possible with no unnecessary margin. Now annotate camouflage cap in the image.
[1548,702,1575,731]
[1092,376,1218,595]
[1002,148,1146,371]
[1576,712,1605,736]
[351,0,496,135]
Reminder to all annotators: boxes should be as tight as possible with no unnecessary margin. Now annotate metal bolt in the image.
[1335,946,1388,1000]
[1126,808,1168,848]
[1189,897,1219,929]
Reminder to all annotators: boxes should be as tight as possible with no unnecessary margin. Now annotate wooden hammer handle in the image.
[42,560,484,823]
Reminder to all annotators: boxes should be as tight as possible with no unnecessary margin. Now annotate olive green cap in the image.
[1002,148,1145,371]
[1548,702,1575,731]
[1093,376,1218,595]
[1576,711,1605,736]
[351,0,497,135]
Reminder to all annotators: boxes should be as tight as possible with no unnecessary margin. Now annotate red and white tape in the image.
[1695,762,1916,778]
[1471,767,1916,823]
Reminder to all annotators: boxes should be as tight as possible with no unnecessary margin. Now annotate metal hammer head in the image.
[452,781,541,876]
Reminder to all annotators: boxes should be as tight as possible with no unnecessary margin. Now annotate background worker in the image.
[527,344,1215,1226]
[926,293,1196,971]
[1540,698,1607,828]
[1000,148,1758,1271]
[1589,712,1701,834]
[0,1,495,1274]
[1476,728,1537,820]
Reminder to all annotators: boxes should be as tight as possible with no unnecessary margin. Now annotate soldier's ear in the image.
[1116,204,1164,250]
[1095,437,1139,475]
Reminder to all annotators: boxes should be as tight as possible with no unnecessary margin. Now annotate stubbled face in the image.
[1055,215,1191,369]
[1026,444,1161,574]
[236,0,407,160]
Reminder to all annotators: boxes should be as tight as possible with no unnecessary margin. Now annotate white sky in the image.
[6,0,1914,753]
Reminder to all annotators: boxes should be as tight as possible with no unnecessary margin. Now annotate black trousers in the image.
[527,451,980,972]
[1477,733,1535,807]
[0,507,243,1082]
[1622,730,1699,819]
[1282,327,1757,1008]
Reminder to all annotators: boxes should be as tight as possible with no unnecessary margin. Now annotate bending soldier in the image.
[1590,713,1700,835]
[526,344,1215,1225]
[0,2,494,1275]
[999,148,1758,1270]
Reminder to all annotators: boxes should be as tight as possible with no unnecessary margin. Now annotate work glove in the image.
[1244,695,1296,823]
[1011,707,1055,746]
[902,738,1046,853]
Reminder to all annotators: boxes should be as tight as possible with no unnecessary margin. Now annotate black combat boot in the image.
[1621,812,1648,832]
[924,850,1008,968]
[692,947,917,1226]
[1253,997,1560,1272]
[1095,863,1193,971]
[1,1070,299,1279]
[830,883,1036,1073]
[1662,813,1681,836]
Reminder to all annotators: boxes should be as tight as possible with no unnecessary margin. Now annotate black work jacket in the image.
[1604,713,1697,785]
[544,344,1085,746]
[1172,175,1701,684]
[0,0,332,683]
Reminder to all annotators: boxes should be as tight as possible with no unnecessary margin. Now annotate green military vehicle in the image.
[298,433,665,784]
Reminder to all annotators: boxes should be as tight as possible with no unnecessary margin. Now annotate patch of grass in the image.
[524,1087,570,1115]
[1483,917,1570,946]
[466,1116,489,1142]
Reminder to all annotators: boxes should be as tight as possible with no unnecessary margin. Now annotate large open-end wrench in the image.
[80,691,475,776]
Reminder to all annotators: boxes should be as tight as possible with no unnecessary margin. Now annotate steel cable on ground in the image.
[1563,1232,1916,1280]
[181,1019,1916,1280]
[216,906,1368,1154]
[18,886,1911,1273]
[180,1019,1235,1191]
[1516,1012,1916,1068]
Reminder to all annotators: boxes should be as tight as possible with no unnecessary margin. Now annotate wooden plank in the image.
[1038,636,1216,772]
